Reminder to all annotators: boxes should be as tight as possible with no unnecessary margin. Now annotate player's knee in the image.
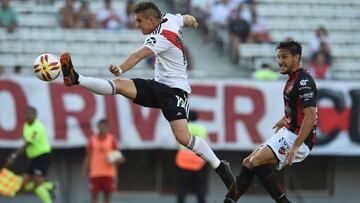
[113,79,125,94]
[248,157,261,169]
[175,134,190,146]
[242,158,251,168]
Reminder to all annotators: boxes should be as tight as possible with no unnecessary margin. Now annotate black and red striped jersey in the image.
[283,68,317,149]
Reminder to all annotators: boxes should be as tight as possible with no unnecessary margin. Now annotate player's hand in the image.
[192,19,199,29]
[285,146,299,166]
[272,117,288,133]
[109,64,123,76]
[183,14,198,29]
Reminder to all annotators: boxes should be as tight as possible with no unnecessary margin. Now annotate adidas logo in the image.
[177,112,183,116]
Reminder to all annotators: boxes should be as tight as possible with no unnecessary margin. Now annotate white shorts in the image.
[260,127,311,170]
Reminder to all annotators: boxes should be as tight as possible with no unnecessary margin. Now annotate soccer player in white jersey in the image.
[60,1,236,192]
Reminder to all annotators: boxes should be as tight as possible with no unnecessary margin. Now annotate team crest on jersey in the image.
[145,37,156,46]
[278,147,286,155]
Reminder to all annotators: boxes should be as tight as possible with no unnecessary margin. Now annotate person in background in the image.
[0,0,17,33]
[82,119,125,203]
[253,63,279,80]
[59,0,76,28]
[249,12,271,43]
[96,0,123,29]
[176,110,208,203]
[125,0,136,29]
[5,106,55,203]
[309,52,331,80]
[229,4,251,64]
[310,25,330,54]
[76,0,97,29]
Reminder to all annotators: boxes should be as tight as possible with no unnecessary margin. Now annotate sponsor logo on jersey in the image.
[278,147,286,155]
[299,92,314,100]
[300,79,309,86]
[145,37,156,46]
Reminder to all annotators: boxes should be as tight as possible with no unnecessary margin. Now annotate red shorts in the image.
[90,176,115,193]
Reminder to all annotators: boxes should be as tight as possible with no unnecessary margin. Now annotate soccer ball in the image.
[33,53,61,81]
[107,150,123,164]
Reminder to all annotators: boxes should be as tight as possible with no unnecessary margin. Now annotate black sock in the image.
[254,165,289,202]
[226,165,255,200]
[215,161,225,173]
[236,165,255,197]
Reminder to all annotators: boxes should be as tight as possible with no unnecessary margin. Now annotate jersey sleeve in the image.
[297,77,317,108]
[144,34,171,55]
[173,13,184,27]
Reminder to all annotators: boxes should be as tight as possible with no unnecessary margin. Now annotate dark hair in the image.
[276,40,302,60]
[134,1,161,19]
[27,106,37,114]
[98,119,108,125]
[188,110,198,122]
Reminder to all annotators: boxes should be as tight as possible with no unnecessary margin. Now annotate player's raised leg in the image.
[170,119,236,192]
[60,52,137,99]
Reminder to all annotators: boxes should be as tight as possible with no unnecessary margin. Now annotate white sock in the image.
[187,136,221,169]
[78,75,116,95]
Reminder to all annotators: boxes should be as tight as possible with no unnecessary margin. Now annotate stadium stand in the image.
[0,0,150,77]
[1,0,360,79]
[238,0,360,79]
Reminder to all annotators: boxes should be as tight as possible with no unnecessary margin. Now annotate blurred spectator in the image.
[0,0,17,33]
[82,119,125,203]
[125,0,136,29]
[189,0,213,43]
[229,4,251,64]
[249,12,271,43]
[310,25,331,54]
[312,41,333,65]
[309,52,331,80]
[96,0,123,30]
[241,0,256,23]
[208,0,232,51]
[76,1,96,29]
[59,0,76,28]
[14,65,22,74]
[253,63,279,80]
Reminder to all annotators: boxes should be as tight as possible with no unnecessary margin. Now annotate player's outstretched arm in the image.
[110,46,154,76]
[286,106,316,165]
[182,14,198,29]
